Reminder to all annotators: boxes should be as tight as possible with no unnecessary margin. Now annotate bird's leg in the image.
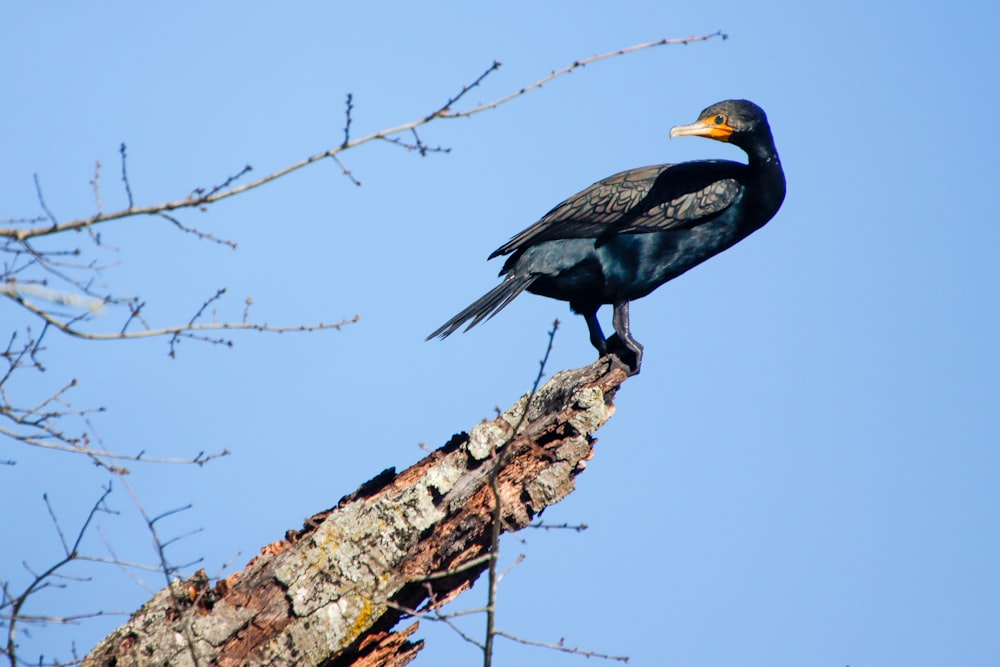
[577,304,608,354]
[606,301,643,375]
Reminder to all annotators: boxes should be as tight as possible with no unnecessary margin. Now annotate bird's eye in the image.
[714,114,726,125]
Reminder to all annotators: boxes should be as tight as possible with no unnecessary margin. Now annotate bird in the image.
[428,99,785,375]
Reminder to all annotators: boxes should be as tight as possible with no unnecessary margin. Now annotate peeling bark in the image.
[83,358,627,666]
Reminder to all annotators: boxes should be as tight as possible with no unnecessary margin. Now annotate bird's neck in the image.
[744,136,780,168]
[745,143,786,223]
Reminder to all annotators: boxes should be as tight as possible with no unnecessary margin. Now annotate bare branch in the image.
[5,291,359,343]
[0,33,726,243]
[0,281,103,312]
[0,421,229,465]
[449,32,727,118]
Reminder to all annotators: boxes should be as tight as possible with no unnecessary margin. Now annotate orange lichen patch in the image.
[343,599,375,647]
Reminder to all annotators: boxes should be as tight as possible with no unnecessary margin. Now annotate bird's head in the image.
[669,99,772,152]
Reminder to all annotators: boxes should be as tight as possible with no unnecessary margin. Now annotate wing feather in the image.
[489,161,745,258]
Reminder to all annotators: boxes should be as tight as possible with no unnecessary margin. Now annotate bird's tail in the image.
[427,274,537,340]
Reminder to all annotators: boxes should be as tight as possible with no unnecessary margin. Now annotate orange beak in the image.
[669,117,734,142]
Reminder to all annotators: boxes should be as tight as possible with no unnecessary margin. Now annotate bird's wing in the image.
[489,161,744,259]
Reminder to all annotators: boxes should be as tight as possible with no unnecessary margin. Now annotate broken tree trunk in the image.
[83,358,628,666]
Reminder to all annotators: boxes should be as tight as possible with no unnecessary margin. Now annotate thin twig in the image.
[119,143,134,210]
[119,477,202,665]
[4,485,114,666]
[530,319,559,395]
[91,160,104,216]
[159,213,238,249]
[527,520,588,532]
[483,319,560,667]
[95,526,157,594]
[168,288,228,356]
[32,174,58,225]
[409,553,494,582]
[378,132,451,155]
[493,630,630,662]
[341,93,354,147]
[330,154,362,186]
[495,553,524,586]
[204,165,253,199]
[426,60,501,119]
[43,494,71,557]
[120,300,146,334]
[387,600,485,651]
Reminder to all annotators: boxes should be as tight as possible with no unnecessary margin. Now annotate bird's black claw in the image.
[603,334,642,376]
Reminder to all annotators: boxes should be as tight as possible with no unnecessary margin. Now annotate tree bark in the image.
[83,358,627,666]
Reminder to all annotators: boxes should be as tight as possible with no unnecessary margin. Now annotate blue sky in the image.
[3,1,999,665]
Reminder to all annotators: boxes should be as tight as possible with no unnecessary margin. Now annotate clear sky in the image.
[3,1,998,665]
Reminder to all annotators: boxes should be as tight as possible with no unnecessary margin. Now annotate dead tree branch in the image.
[83,357,628,666]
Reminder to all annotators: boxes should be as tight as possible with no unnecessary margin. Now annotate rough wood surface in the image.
[83,358,627,666]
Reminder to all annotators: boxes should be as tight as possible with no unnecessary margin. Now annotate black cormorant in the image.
[428,99,785,375]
